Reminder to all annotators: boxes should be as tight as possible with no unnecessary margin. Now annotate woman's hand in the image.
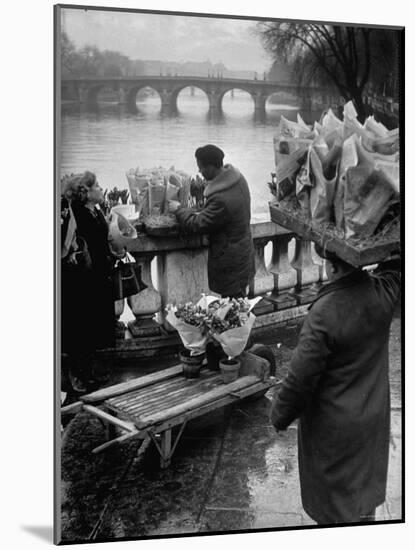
[168,200,181,214]
[109,239,127,259]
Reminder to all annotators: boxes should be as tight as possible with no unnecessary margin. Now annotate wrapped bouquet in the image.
[269,101,399,243]
[108,209,137,254]
[126,165,192,218]
[206,297,260,359]
[165,295,217,356]
[166,295,261,360]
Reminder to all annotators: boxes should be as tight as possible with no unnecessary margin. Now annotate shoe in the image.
[86,379,100,393]
[68,370,87,393]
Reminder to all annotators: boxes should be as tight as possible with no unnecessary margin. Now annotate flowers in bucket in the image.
[205,297,261,359]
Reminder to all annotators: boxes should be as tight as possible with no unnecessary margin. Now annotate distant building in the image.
[127,59,261,80]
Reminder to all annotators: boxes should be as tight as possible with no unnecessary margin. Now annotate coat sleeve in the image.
[175,197,228,234]
[371,258,401,311]
[270,305,332,431]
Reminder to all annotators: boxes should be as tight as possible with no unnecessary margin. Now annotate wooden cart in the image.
[61,351,274,468]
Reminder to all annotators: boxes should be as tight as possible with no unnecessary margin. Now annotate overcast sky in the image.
[61,7,271,72]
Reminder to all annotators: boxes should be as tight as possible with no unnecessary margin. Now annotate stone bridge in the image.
[61,75,335,113]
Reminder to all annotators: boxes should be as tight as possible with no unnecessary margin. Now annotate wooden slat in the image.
[107,370,216,409]
[149,380,272,433]
[92,430,140,454]
[107,369,209,406]
[106,367,213,408]
[81,364,184,403]
[106,378,219,420]
[107,375,185,407]
[83,404,136,432]
[130,376,223,414]
[117,374,222,417]
[135,375,260,429]
[61,401,83,416]
[122,383,220,420]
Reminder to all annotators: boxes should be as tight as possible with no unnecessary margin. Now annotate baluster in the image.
[291,238,321,304]
[127,252,163,337]
[311,243,328,285]
[114,298,126,339]
[248,237,274,314]
[156,248,211,331]
[268,233,297,310]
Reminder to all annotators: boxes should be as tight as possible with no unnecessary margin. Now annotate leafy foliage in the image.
[60,32,131,77]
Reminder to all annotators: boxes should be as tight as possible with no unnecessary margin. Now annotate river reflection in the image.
[60,92,320,222]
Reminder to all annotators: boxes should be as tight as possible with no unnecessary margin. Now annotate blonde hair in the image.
[61,171,97,206]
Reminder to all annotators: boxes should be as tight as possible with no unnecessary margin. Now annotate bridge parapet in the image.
[109,220,326,352]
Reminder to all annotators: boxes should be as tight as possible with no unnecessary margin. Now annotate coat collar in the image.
[204,164,240,198]
[309,270,369,309]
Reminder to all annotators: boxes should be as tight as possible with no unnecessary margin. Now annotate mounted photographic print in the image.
[55,3,403,545]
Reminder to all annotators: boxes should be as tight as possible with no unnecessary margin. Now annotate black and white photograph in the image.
[54,2,404,545]
[0,0,395,546]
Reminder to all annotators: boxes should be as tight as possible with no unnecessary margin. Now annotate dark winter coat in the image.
[61,204,115,355]
[270,261,400,524]
[176,164,255,297]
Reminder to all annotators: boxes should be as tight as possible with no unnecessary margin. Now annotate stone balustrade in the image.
[109,221,325,351]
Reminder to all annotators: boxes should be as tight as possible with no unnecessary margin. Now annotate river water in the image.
[60,90,320,223]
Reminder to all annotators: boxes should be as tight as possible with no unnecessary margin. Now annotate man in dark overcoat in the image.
[270,245,400,524]
[168,144,255,298]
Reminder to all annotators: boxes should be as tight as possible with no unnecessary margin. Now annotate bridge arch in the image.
[84,83,121,105]
[217,87,257,113]
[170,85,210,112]
[265,90,301,110]
[126,85,162,109]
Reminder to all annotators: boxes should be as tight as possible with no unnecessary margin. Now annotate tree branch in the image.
[359,28,372,91]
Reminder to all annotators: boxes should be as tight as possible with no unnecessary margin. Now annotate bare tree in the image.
[257,22,401,121]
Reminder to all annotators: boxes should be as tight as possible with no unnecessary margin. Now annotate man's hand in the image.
[168,200,181,214]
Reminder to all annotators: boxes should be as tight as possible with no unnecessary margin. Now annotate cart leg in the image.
[97,417,117,442]
[160,429,172,469]
[99,418,116,442]
[149,422,187,469]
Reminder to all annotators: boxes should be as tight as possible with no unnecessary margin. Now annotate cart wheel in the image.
[249,344,276,377]
[242,344,277,401]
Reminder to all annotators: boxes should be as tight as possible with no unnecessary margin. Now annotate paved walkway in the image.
[59,313,401,543]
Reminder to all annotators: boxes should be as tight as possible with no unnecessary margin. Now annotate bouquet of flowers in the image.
[108,209,137,255]
[205,297,261,359]
[126,165,192,221]
[107,187,122,207]
[119,189,130,205]
[165,295,217,355]
[189,175,206,209]
[269,101,399,241]
[166,295,261,359]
